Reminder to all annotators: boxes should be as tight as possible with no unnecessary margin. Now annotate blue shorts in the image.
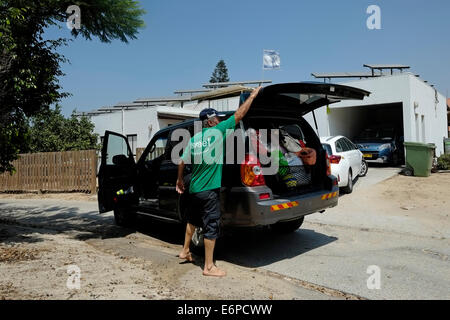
[188,189,221,240]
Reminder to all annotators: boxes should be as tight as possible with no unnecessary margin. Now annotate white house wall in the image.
[91,111,123,139]
[91,107,161,149]
[407,75,448,155]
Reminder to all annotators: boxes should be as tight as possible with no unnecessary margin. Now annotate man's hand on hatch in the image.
[234,86,263,124]
[250,86,262,98]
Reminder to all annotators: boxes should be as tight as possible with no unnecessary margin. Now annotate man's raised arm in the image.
[234,87,262,124]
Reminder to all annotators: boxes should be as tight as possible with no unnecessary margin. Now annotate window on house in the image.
[127,135,137,156]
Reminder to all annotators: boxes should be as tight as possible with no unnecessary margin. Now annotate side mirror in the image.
[112,154,130,166]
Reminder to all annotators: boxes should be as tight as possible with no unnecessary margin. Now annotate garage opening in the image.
[328,102,404,165]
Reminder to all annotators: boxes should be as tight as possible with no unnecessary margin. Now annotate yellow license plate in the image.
[363,154,372,159]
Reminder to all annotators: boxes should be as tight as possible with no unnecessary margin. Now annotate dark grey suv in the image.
[98,83,369,233]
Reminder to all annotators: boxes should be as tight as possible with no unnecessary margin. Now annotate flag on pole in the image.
[263,50,280,70]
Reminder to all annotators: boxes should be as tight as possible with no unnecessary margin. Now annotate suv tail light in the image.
[241,154,266,187]
[329,155,342,164]
[326,153,331,176]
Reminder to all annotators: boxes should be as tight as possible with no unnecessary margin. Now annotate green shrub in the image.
[437,154,450,170]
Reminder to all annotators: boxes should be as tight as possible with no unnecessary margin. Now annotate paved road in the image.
[1,168,448,299]
[353,164,401,190]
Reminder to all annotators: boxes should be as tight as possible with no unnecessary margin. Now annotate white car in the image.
[320,136,364,194]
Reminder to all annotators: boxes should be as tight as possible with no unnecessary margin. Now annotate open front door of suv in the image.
[98,131,138,213]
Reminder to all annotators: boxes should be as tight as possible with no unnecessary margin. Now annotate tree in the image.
[0,0,146,173]
[210,59,230,84]
[28,105,99,153]
[64,111,100,151]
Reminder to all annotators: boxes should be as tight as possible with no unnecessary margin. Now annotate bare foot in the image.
[179,251,195,263]
[203,265,226,277]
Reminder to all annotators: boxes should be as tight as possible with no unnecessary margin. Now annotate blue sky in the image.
[46,0,450,116]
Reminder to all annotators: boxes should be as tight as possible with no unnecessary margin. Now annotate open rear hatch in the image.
[247,82,370,116]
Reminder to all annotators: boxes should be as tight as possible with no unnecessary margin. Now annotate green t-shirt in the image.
[181,115,236,194]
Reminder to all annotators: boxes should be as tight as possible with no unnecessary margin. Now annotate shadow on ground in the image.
[0,202,337,269]
[0,202,133,244]
[132,217,337,269]
[215,227,337,268]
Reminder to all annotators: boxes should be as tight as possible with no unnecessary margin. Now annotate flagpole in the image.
[261,50,265,84]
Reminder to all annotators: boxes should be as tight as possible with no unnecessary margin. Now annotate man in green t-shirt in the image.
[176,87,261,277]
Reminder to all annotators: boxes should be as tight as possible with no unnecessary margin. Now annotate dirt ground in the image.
[0,172,449,300]
[353,172,450,229]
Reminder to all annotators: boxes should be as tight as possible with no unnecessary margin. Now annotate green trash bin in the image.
[403,142,436,177]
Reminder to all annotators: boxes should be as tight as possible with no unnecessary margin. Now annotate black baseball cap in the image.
[199,108,224,121]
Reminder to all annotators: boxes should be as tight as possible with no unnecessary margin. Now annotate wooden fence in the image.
[0,150,98,194]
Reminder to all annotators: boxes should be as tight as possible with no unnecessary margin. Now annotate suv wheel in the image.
[343,170,353,194]
[271,217,305,234]
[114,207,136,227]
